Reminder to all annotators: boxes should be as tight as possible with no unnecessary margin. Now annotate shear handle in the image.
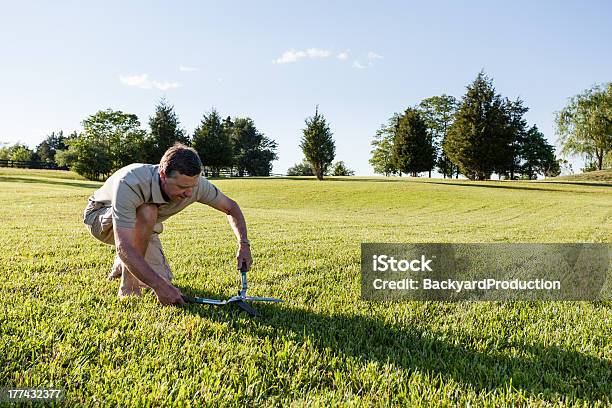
[239,262,248,297]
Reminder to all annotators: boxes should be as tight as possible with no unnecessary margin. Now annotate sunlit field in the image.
[1,168,610,406]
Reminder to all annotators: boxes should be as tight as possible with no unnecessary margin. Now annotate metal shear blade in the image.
[182,264,283,316]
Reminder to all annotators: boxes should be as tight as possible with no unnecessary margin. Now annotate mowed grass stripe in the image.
[0,170,610,406]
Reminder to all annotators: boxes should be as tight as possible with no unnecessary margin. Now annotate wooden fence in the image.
[0,160,284,177]
[201,167,285,178]
[0,159,68,170]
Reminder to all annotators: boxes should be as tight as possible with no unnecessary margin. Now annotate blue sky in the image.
[1,0,610,175]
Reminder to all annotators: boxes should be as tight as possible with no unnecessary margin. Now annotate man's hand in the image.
[153,282,185,306]
[236,243,253,270]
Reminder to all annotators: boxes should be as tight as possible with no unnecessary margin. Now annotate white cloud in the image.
[367,51,383,67]
[179,65,198,72]
[273,48,382,68]
[119,74,150,88]
[367,51,383,61]
[119,74,180,90]
[152,80,181,90]
[352,60,365,69]
[273,48,333,64]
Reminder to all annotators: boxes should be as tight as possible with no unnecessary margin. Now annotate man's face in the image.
[160,170,199,202]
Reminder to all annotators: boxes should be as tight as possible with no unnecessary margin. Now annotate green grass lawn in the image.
[0,169,610,406]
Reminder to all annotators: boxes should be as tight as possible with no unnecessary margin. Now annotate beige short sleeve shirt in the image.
[84,163,223,229]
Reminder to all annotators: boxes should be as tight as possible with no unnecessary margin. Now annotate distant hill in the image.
[547,169,612,183]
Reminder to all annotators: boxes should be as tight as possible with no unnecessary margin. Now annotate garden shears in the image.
[182,263,283,316]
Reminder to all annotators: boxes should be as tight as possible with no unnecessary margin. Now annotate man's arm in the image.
[114,225,184,305]
[207,194,253,270]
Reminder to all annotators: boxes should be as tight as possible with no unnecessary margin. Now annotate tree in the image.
[58,110,145,180]
[498,98,529,179]
[370,114,400,176]
[36,131,68,164]
[11,145,34,162]
[419,95,458,178]
[192,108,233,177]
[287,159,314,176]
[369,135,396,176]
[520,125,560,179]
[331,161,355,176]
[300,106,335,180]
[392,108,436,177]
[145,98,189,163]
[56,135,111,180]
[82,109,147,171]
[605,153,612,169]
[445,71,508,180]
[540,147,561,178]
[0,143,34,162]
[229,117,278,176]
[555,83,612,170]
[54,148,74,170]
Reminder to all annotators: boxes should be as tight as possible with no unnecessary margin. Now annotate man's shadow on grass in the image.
[178,285,611,404]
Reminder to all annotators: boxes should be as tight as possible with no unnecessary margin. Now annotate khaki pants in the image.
[83,204,173,288]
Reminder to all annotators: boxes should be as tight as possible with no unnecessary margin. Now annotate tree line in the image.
[1,101,356,181]
[2,75,609,180]
[0,99,278,180]
[370,71,565,180]
[0,131,72,166]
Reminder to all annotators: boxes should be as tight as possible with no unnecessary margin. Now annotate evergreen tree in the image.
[192,108,233,177]
[392,108,436,177]
[222,116,234,135]
[497,98,529,179]
[300,106,335,180]
[331,161,355,176]
[520,125,560,179]
[145,98,189,163]
[36,131,67,164]
[445,71,507,180]
[230,117,278,176]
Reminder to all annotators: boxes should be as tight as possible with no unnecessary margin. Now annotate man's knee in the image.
[136,203,158,226]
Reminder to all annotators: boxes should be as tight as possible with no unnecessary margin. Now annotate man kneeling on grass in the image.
[82,143,252,306]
